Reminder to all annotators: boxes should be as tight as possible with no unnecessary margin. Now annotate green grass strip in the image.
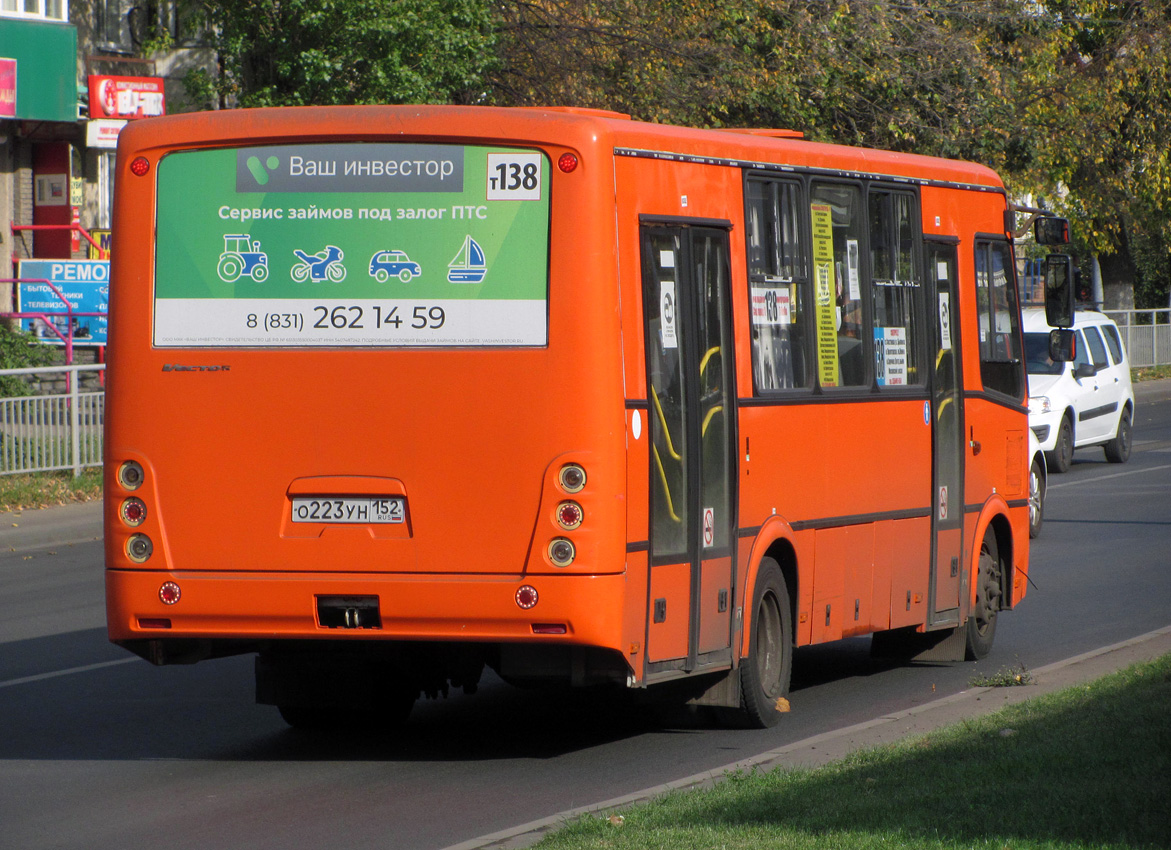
[540,654,1171,850]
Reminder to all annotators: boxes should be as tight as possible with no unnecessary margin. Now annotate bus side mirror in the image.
[1049,328,1076,363]
[1034,216,1070,245]
[1045,254,1075,329]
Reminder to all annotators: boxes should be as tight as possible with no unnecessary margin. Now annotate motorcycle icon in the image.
[217,234,269,282]
[291,245,346,282]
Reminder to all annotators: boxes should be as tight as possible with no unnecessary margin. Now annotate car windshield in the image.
[1025,332,1063,375]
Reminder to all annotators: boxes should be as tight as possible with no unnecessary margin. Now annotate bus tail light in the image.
[556,501,583,530]
[532,623,567,635]
[548,538,576,567]
[558,463,586,493]
[158,582,181,605]
[120,497,147,526]
[557,153,579,173]
[118,460,145,490]
[130,156,151,177]
[127,534,153,563]
[516,585,538,609]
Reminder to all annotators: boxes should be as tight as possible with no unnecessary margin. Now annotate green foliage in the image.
[184,0,497,109]
[0,325,57,398]
[175,0,1171,304]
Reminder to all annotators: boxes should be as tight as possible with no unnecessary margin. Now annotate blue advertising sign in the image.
[16,259,109,346]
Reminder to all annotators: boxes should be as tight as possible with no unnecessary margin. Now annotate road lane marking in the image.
[1047,462,1171,490]
[0,657,138,689]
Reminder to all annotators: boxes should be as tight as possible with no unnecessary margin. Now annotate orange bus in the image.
[105,105,1059,728]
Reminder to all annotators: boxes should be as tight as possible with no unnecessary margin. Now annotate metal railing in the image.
[0,364,105,477]
[1103,309,1171,368]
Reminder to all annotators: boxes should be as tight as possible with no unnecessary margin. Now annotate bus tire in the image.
[965,531,1002,660]
[739,558,793,728]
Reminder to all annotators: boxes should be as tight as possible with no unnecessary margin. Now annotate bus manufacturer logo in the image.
[162,364,231,372]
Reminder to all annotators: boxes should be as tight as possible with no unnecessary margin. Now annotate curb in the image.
[445,625,1171,850]
[0,501,103,552]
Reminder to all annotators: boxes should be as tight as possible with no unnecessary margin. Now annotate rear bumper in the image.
[106,569,627,650]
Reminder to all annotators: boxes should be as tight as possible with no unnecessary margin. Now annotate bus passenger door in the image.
[926,240,964,624]
[640,223,737,672]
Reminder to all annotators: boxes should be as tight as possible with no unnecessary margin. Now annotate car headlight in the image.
[1029,395,1052,415]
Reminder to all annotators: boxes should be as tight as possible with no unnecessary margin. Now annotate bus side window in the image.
[746,177,810,392]
[811,182,868,388]
[868,189,922,388]
[975,240,1025,400]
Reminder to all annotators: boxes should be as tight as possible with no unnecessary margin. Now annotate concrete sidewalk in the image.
[0,500,102,551]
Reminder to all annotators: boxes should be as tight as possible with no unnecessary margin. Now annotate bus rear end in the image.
[104,106,632,725]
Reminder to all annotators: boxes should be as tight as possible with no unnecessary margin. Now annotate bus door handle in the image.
[969,426,982,456]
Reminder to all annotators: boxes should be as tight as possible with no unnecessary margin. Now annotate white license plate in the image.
[291,497,404,524]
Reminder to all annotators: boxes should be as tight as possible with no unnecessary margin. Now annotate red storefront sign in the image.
[0,58,16,119]
[88,75,165,120]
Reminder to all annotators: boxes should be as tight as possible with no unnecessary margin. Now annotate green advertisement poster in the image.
[154,143,550,347]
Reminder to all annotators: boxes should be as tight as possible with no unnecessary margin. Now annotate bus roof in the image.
[120,104,1005,192]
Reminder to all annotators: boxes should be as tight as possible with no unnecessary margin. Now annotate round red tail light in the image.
[120,498,147,527]
[515,585,539,609]
[556,501,583,530]
[130,156,151,177]
[557,153,579,173]
[159,582,181,605]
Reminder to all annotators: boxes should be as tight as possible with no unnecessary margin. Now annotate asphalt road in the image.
[1,380,1169,850]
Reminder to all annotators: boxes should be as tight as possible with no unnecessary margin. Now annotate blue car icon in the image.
[369,250,422,283]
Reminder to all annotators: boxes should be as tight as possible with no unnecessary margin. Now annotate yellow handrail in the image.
[702,404,723,436]
[652,444,682,522]
[650,387,682,461]
[699,345,720,377]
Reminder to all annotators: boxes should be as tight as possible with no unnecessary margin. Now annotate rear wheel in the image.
[965,531,1002,660]
[1104,407,1132,463]
[739,558,793,728]
[1046,415,1074,473]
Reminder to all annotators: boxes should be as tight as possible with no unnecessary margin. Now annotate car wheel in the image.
[1028,457,1045,539]
[1046,415,1073,473]
[1104,407,1132,464]
[965,531,1002,660]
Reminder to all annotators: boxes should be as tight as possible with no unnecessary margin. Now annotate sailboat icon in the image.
[447,235,487,284]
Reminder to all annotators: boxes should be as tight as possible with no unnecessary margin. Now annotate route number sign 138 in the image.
[486,152,543,201]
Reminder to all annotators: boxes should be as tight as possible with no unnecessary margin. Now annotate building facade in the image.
[1,1,210,313]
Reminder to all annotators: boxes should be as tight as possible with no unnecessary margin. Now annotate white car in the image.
[1024,306,1135,473]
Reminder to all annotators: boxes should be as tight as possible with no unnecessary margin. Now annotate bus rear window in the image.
[153,144,550,347]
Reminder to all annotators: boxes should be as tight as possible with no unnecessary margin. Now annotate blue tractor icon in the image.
[217,234,269,282]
